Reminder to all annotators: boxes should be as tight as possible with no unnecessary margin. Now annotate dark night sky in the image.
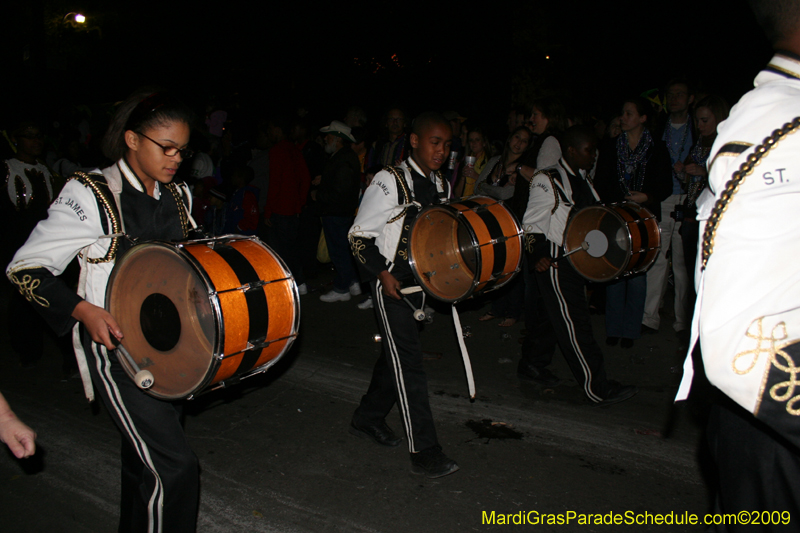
[1,0,773,134]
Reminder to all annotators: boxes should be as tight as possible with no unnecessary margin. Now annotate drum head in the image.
[565,206,632,282]
[408,206,479,303]
[106,243,217,400]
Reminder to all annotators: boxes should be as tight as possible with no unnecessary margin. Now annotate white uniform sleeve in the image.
[522,173,556,237]
[537,136,562,170]
[7,179,104,277]
[350,169,400,239]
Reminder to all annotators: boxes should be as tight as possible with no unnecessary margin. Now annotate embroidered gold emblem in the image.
[8,270,50,308]
[735,318,800,416]
[524,233,536,254]
[349,226,367,264]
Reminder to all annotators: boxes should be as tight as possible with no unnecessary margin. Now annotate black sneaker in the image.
[594,381,638,407]
[517,362,561,387]
[349,420,402,447]
[410,446,459,478]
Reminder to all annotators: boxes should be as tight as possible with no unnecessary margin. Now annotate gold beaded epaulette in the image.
[701,117,800,270]
[69,171,123,263]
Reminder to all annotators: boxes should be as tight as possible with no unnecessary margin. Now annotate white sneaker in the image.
[297,283,308,296]
[349,282,362,296]
[320,290,351,302]
[357,296,373,310]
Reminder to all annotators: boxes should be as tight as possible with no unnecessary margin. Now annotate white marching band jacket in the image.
[522,158,600,247]
[676,53,800,418]
[348,158,448,275]
[6,159,194,400]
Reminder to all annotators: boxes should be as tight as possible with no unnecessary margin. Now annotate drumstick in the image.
[116,344,154,390]
[552,241,590,262]
[399,286,426,321]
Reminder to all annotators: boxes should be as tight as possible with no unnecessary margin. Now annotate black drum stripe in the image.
[475,210,507,277]
[617,205,650,269]
[459,200,507,277]
[214,245,268,373]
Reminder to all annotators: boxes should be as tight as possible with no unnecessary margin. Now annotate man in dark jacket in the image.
[316,121,363,302]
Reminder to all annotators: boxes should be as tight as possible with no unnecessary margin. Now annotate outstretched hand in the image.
[71,301,123,350]
[0,393,36,459]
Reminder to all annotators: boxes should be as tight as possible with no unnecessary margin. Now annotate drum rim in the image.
[106,235,302,400]
[407,201,482,304]
[105,240,224,399]
[564,203,633,283]
[564,201,660,283]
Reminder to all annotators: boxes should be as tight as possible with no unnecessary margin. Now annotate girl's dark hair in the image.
[102,88,196,161]
[495,126,533,187]
[500,126,533,166]
[531,97,568,134]
[694,95,730,125]
[622,96,655,131]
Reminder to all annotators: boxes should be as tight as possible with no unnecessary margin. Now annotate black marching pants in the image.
[85,338,199,533]
[521,254,611,402]
[352,279,439,453]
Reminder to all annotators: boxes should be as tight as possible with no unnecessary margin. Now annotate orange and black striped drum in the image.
[564,202,661,282]
[408,196,523,303]
[106,235,299,400]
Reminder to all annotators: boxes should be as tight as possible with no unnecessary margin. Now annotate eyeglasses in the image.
[137,132,194,159]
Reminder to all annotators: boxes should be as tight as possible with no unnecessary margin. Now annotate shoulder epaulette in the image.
[69,171,123,263]
[531,168,563,214]
[383,166,412,223]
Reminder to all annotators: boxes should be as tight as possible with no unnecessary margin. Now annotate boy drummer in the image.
[347,112,459,478]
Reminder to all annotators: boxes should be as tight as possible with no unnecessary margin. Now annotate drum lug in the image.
[243,280,268,292]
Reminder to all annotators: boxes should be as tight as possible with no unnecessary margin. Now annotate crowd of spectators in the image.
[0,79,728,358]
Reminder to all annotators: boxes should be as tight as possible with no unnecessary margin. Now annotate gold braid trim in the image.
[701,117,800,270]
[349,226,367,264]
[529,168,561,215]
[735,318,800,416]
[69,172,123,264]
[165,182,190,238]
[8,268,50,307]
[384,166,411,223]
[524,233,536,253]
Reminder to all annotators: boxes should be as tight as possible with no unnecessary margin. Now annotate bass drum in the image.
[563,202,661,282]
[105,235,299,400]
[408,196,523,303]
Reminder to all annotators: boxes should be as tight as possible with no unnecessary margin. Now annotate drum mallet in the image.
[399,286,426,322]
[116,344,154,390]
[552,241,590,263]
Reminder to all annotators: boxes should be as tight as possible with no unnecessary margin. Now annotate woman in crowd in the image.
[677,95,729,289]
[475,126,533,326]
[455,125,492,198]
[509,98,569,218]
[6,89,201,532]
[594,96,672,348]
[475,126,533,201]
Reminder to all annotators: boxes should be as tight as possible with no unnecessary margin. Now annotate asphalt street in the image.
[0,270,713,533]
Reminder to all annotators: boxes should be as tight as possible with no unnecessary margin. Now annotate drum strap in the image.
[69,172,124,264]
[451,304,476,400]
[384,166,413,223]
[531,168,570,214]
